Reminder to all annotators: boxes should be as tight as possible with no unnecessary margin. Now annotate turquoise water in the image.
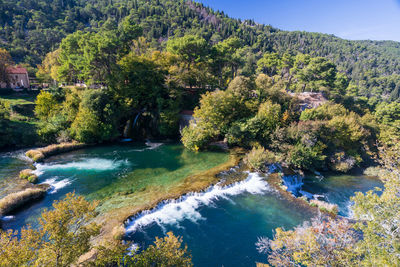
[0,150,31,199]
[1,142,229,230]
[0,144,384,266]
[302,173,383,216]
[125,172,383,266]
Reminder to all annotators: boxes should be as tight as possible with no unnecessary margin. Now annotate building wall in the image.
[0,73,30,89]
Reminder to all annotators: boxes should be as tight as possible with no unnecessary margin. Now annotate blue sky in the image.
[199,0,400,42]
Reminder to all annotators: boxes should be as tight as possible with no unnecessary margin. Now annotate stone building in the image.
[0,66,30,89]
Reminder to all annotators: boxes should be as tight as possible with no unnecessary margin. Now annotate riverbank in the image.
[26,142,89,162]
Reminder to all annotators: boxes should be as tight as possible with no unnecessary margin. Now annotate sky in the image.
[199,0,400,42]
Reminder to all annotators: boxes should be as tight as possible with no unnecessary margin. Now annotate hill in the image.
[1,0,400,101]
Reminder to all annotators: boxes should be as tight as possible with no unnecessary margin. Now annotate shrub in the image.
[26,150,45,162]
[19,169,38,183]
[244,146,276,171]
[309,199,338,214]
[287,142,326,170]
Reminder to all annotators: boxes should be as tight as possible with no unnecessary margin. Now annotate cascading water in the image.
[281,174,304,196]
[125,172,272,233]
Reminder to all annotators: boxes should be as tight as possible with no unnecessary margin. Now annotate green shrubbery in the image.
[244,146,276,171]
[181,73,380,172]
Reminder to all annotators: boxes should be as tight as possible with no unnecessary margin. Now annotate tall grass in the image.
[26,142,87,162]
[0,187,47,216]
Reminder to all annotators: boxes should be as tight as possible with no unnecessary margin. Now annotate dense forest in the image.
[0,0,399,174]
[1,0,400,103]
[1,1,400,266]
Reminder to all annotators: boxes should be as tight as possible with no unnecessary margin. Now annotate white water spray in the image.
[125,172,272,234]
[33,158,128,176]
[40,177,72,194]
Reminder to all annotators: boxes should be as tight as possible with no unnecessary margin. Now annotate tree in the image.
[375,101,400,125]
[0,193,100,267]
[256,217,360,266]
[212,37,242,86]
[166,35,209,70]
[34,91,60,121]
[133,232,193,266]
[36,49,61,83]
[0,193,193,266]
[0,48,13,86]
[36,193,100,266]
[351,144,400,266]
[257,52,282,76]
[257,144,400,266]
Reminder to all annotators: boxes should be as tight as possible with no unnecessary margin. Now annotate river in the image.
[0,142,383,266]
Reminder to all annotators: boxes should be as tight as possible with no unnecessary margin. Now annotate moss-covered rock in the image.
[19,169,38,184]
[25,150,45,162]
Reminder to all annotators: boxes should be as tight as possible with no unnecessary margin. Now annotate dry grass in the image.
[0,187,47,216]
[26,142,87,162]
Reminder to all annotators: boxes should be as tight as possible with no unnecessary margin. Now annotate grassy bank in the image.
[26,142,88,162]
[0,186,48,217]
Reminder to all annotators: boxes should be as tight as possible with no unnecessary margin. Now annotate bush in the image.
[26,150,45,162]
[181,125,213,151]
[309,199,338,214]
[287,142,326,170]
[244,146,276,171]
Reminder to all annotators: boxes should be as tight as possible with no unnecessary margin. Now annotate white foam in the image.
[40,177,72,194]
[1,215,15,221]
[125,172,271,234]
[145,141,163,150]
[299,190,314,199]
[129,141,163,152]
[343,200,355,218]
[33,158,128,176]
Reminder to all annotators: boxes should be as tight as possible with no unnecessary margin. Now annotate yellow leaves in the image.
[134,231,193,267]
[0,193,100,267]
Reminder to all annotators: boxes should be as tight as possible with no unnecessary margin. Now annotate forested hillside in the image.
[1,0,400,102]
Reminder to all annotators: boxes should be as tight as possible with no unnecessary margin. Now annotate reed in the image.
[0,187,47,216]
[26,142,87,162]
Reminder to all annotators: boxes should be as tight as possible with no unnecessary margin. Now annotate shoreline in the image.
[25,142,90,162]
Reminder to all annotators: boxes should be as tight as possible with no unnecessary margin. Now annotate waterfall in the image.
[123,110,143,138]
[282,174,304,196]
[132,112,141,129]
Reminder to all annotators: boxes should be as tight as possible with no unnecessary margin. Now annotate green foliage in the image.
[167,35,209,68]
[34,91,60,121]
[260,145,400,267]
[0,193,100,267]
[132,232,193,267]
[19,169,38,184]
[244,146,276,171]
[0,193,193,266]
[375,101,400,125]
[300,102,348,121]
[287,142,326,170]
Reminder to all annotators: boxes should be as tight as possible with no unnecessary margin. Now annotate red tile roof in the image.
[6,66,28,74]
